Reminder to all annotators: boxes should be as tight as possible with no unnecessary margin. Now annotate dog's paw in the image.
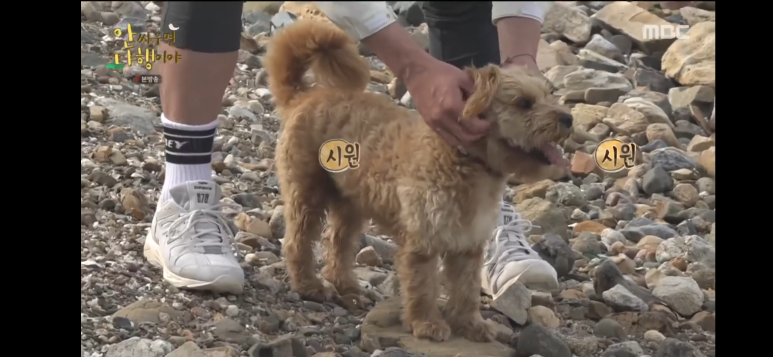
[451,318,496,343]
[410,319,452,342]
[293,281,334,303]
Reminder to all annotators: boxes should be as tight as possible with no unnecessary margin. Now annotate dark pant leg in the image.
[420,2,500,69]
[161,1,244,53]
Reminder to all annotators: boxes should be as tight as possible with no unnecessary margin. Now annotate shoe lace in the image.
[166,203,239,248]
[483,214,540,271]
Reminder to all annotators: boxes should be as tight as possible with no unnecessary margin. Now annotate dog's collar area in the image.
[456,146,504,178]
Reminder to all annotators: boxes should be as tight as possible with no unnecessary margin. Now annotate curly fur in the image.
[264,20,573,343]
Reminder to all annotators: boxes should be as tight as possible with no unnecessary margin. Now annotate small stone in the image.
[605,341,644,356]
[269,206,286,238]
[105,337,171,357]
[492,281,532,325]
[571,151,598,176]
[166,342,207,357]
[654,338,706,357]
[644,329,666,343]
[234,213,273,238]
[245,251,281,266]
[602,284,649,312]
[527,305,561,329]
[646,123,679,148]
[225,305,239,317]
[652,277,703,317]
[642,166,674,195]
[515,324,572,357]
[355,246,383,267]
[90,105,107,122]
[546,182,587,207]
[672,183,699,207]
[113,300,181,324]
[594,318,626,340]
[686,135,714,152]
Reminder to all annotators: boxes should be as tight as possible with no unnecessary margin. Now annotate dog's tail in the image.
[264,20,370,109]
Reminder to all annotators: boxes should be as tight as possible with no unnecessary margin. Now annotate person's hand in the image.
[402,58,491,146]
[502,54,556,92]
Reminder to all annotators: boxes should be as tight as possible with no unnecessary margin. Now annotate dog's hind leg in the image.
[442,247,496,342]
[281,176,333,303]
[321,197,365,298]
[396,243,451,342]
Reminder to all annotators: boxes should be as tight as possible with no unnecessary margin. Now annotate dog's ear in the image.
[462,66,501,119]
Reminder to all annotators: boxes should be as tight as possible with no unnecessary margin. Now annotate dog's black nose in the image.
[558,113,573,129]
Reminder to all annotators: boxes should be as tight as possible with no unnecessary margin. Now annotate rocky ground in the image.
[81,1,716,357]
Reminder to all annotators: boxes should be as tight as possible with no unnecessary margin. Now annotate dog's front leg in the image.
[442,246,496,342]
[395,245,451,342]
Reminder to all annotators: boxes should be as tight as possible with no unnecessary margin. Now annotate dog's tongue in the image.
[540,144,569,167]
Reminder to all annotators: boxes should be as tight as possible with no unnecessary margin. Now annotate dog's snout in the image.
[558,113,573,129]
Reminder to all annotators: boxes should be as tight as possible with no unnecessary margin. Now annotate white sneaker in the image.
[481,202,559,298]
[144,181,244,294]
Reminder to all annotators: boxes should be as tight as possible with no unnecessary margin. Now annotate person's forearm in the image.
[492,2,553,65]
[496,17,542,64]
[361,23,433,81]
[315,2,432,82]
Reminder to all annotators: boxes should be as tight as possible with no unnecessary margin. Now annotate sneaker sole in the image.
[482,260,559,296]
[483,260,559,324]
[143,232,244,294]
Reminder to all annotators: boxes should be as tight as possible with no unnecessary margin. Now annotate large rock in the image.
[563,68,633,93]
[166,342,207,357]
[571,104,608,131]
[537,39,579,72]
[360,297,515,357]
[698,146,715,178]
[113,299,181,324]
[278,1,331,22]
[680,6,715,26]
[662,22,716,87]
[105,338,172,357]
[655,338,707,357]
[543,2,592,44]
[603,103,650,135]
[623,97,673,129]
[545,65,582,90]
[652,277,703,317]
[94,98,160,135]
[594,2,679,53]
[242,1,285,16]
[515,324,572,357]
[668,86,715,109]
[516,198,569,240]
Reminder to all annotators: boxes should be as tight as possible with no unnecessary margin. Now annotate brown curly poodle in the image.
[264,20,573,343]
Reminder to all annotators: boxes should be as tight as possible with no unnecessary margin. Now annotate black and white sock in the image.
[159,114,217,204]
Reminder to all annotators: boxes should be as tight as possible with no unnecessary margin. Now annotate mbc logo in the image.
[642,24,690,40]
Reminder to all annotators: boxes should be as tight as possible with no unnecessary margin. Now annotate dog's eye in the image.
[516,98,532,109]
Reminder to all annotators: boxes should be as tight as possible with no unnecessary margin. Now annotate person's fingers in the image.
[446,87,491,138]
[459,116,491,135]
[457,73,475,99]
[442,117,484,144]
[434,127,461,146]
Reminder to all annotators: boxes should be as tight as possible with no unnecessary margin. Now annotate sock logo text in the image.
[165,139,189,150]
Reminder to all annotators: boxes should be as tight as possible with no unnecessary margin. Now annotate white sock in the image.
[159,114,218,205]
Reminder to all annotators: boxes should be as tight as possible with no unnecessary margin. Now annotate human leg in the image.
[420,1,500,69]
[143,1,245,294]
[158,1,243,202]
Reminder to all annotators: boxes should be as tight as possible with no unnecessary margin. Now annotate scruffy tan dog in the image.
[264,20,573,343]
